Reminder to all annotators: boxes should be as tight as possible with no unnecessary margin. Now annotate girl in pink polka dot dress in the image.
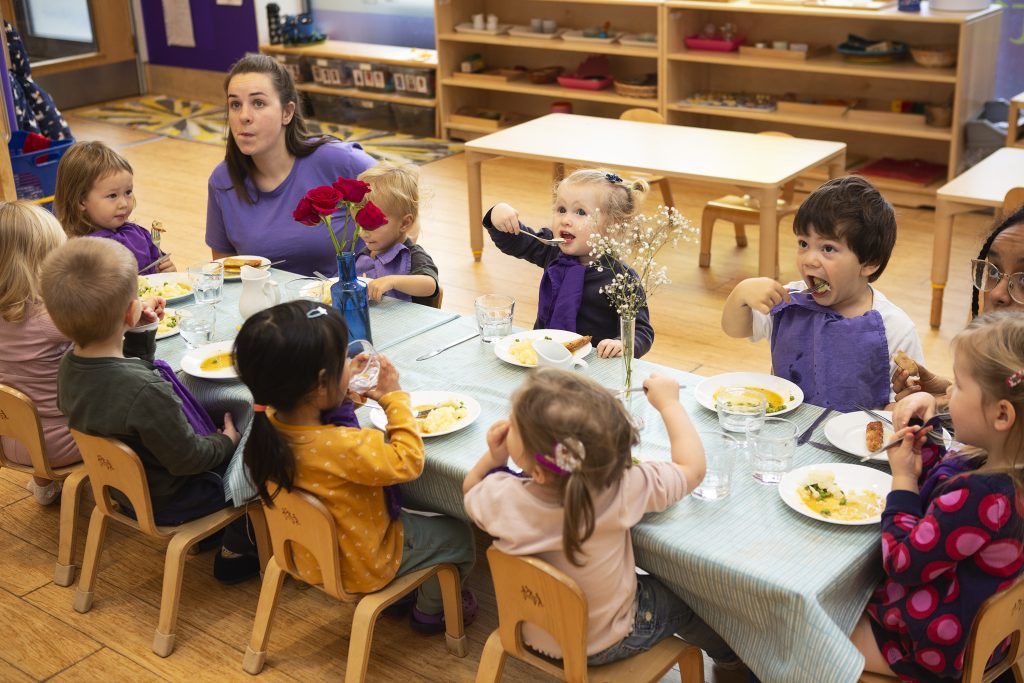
[851,312,1024,681]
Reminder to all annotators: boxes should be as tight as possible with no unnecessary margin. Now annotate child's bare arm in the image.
[464,419,511,493]
[643,374,705,490]
[365,274,437,302]
[722,277,791,338]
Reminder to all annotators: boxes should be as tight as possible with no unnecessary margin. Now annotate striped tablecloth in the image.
[372,315,885,683]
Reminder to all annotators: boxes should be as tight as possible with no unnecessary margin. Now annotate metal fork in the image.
[798,279,829,295]
[522,230,565,246]
[860,439,904,462]
[854,404,945,445]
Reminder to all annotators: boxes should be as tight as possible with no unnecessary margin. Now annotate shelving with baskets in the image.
[660,0,1001,206]
[435,0,663,140]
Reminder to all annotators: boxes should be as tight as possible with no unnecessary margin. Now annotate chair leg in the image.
[437,564,468,657]
[242,559,286,675]
[678,645,705,682]
[475,630,509,683]
[657,178,675,209]
[54,469,88,586]
[733,221,748,248]
[153,531,200,657]
[346,595,384,683]
[699,209,716,268]
[73,507,109,613]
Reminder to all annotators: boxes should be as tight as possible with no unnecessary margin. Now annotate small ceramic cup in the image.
[530,17,543,32]
[542,19,558,33]
[471,13,484,29]
[486,13,498,30]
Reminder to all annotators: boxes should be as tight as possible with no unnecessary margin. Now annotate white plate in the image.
[493,329,594,368]
[779,463,892,526]
[216,255,271,281]
[507,25,564,39]
[138,273,194,304]
[619,33,658,47]
[369,391,481,437]
[454,22,511,35]
[693,372,803,415]
[824,411,952,463]
[155,309,181,340]
[299,276,373,302]
[561,29,624,44]
[180,340,237,380]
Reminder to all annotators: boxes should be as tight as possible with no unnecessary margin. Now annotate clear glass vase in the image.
[331,253,372,343]
[619,315,642,426]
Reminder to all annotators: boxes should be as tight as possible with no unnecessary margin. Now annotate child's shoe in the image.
[213,548,260,585]
[26,478,62,506]
[410,589,477,634]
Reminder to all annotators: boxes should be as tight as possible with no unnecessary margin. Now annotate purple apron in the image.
[356,243,412,302]
[88,222,162,272]
[769,294,890,411]
[536,254,586,332]
[152,360,217,436]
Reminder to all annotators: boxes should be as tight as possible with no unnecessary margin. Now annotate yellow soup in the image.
[713,386,788,413]
[798,486,882,522]
[200,352,233,372]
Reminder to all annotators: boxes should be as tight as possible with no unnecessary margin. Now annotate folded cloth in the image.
[152,359,217,436]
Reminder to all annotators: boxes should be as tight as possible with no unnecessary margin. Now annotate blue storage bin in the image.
[9,132,74,210]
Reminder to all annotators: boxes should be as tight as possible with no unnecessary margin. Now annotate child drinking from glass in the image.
[54,140,175,273]
[852,311,1024,680]
[464,368,740,668]
[234,301,477,632]
[485,169,654,358]
[721,176,922,411]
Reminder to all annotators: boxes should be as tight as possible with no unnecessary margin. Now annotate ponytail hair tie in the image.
[534,437,586,477]
[1008,370,1024,389]
[253,403,268,413]
[605,172,623,184]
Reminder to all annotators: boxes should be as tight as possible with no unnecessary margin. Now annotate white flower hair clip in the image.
[534,437,586,476]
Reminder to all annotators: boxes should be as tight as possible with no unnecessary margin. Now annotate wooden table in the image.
[464,114,847,278]
[930,147,1024,328]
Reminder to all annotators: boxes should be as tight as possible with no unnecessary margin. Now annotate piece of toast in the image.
[865,421,884,452]
[563,335,592,353]
[893,350,919,377]
[222,257,264,271]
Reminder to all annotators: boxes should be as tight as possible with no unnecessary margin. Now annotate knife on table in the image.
[416,332,481,361]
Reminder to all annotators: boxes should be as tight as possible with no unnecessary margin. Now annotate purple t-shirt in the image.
[205,141,376,277]
[87,222,162,271]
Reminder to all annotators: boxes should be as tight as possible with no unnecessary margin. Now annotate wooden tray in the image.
[739,45,829,61]
[451,69,526,84]
[450,109,528,130]
[777,100,852,117]
[846,109,926,126]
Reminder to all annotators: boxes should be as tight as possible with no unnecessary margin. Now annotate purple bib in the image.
[769,294,890,411]
[152,360,217,436]
[536,254,586,332]
[356,242,412,302]
[88,223,162,272]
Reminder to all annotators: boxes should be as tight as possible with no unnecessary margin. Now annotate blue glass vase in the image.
[331,253,372,343]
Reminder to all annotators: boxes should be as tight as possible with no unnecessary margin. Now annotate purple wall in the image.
[995,4,1024,99]
[140,0,258,73]
[314,10,435,50]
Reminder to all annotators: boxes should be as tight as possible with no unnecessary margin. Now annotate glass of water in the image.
[715,387,767,434]
[177,304,217,349]
[747,417,798,484]
[347,339,380,393]
[286,277,328,303]
[188,262,224,304]
[475,294,515,342]
[693,431,739,501]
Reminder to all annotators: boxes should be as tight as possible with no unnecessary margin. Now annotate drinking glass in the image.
[475,294,514,342]
[747,417,798,484]
[693,431,739,500]
[715,387,767,433]
[286,277,328,303]
[177,304,217,349]
[347,339,380,393]
[188,262,224,305]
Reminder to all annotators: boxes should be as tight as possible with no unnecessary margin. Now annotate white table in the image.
[930,147,1024,328]
[464,114,847,278]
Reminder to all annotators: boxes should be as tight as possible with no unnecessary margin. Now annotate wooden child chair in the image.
[476,546,704,683]
[859,574,1024,683]
[0,384,89,586]
[699,131,799,268]
[242,486,468,681]
[69,429,249,657]
[1004,186,1024,213]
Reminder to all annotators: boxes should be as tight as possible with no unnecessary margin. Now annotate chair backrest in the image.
[424,285,444,309]
[262,485,351,601]
[486,545,590,681]
[962,574,1024,683]
[619,108,666,125]
[758,131,798,203]
[1003,186,1024,214]
[68,429,162,536]
[0,383,59,478]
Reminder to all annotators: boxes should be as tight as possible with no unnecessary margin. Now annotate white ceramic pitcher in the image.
[238,265,280,319]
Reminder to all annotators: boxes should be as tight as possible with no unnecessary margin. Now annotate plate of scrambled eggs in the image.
[694,372,803,416]
[138,273,193,304]
[493,329,593,368]
[369,391,480,437]
[180,340,237,380]
[155,310,180,340]
[779,463,891,525]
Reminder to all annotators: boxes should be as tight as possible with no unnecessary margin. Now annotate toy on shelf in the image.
[266,3,284,45]
[281,13,326,46]
[679,91,776,111]
[739,42,829,60]
[557,55,613,91]
[685,22,745,52]
[529,66,564,84]
[837,34,908,63]
[614,74,657,99]
[910,45,956,68]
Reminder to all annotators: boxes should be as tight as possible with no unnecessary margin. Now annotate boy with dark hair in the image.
[721,176,922,411]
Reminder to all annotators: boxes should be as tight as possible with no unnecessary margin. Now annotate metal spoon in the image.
[522,230,565,246]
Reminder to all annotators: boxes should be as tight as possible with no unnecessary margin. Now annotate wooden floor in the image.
[0,106,992,681]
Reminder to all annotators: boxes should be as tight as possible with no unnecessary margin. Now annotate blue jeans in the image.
[587,574,736,667]
[393,510,475,614]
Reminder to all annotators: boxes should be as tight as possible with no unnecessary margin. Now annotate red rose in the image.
[292,197,322,226]
[305,185,341,216]
[333,177,371,203]
[355,201,388,231]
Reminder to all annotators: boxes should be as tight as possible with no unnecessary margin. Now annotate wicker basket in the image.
[910,45,956,68]
[614,79,657,99]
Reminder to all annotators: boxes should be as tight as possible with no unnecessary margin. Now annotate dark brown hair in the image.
[223,54,333,204]
[793,176,897,282]
[53,141,134,236]
[511,368,639,566]
[971,205,1024,318]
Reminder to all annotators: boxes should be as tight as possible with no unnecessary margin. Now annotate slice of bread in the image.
[893,350,919,377]
[222,257,265,272]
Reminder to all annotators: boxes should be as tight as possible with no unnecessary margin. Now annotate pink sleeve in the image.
[619,461,688,523]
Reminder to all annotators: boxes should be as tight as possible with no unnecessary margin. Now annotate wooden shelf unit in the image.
[661,0,1001,206]
[297,82,436,108]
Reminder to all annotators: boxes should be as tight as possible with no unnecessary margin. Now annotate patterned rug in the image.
[71,95,463,166]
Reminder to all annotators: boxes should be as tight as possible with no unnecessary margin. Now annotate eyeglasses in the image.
[971,259,1024,304]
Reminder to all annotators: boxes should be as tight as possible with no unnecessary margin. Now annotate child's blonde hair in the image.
[556,169,649,229]
[951,311,1024,480]
[40,238,138,347]
[358,163,421,239]
[0,201,66,323]
[54,141,135,236]
[511,368,639,566]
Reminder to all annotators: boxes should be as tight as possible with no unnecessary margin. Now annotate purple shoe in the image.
[410,589,477,634]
